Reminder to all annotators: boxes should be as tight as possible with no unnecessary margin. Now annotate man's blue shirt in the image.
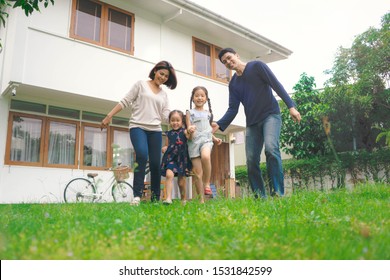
[217,60,295,131]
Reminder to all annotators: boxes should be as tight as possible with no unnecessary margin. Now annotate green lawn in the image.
[0,184,389,260]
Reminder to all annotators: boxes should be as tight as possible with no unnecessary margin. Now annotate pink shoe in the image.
[204,188,212,195]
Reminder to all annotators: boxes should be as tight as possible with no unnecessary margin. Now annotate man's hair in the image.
[218,47,236,62]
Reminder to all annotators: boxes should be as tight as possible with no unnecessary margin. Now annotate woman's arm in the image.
[161,95,170,124]
[100,82,141,130]
[161,134,169,153]
[101,103,123,130]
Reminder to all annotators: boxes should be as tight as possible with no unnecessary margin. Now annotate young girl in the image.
[186,86,222,203]
[160,110,192,205]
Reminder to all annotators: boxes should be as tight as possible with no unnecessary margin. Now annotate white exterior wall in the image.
[233,143,293,166]
[2,1,244,121]
[0,0,245,203]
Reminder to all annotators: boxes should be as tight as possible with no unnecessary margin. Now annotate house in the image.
[0,0,292,203]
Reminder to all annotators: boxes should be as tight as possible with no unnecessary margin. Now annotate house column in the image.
[227,132,236,198]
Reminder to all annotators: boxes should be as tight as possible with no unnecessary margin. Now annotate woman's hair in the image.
[149,61,177,89]
[168,110,186,128]
[189,86,213,124]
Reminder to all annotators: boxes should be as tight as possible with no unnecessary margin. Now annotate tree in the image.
[352,12,390,91]
[376,128,390,147]
[280,73,327,159]
[1,0,54,18]
[1,0,54,48]
[323,12,390,152]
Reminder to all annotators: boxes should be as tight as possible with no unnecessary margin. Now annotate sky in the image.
[192,0,389,92]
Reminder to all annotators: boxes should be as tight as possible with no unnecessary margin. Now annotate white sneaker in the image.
[130,197,140,206]
[163,199,172,205]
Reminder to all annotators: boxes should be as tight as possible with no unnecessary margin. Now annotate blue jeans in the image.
[130,128,162,201]
[245,114,284,197]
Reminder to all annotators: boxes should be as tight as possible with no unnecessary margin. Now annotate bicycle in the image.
[63,165,134,203]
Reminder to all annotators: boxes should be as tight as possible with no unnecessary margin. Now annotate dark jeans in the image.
[130,128,162,201]
[245,114,284,198]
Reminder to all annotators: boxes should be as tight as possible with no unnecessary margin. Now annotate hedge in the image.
[235,148,390,193]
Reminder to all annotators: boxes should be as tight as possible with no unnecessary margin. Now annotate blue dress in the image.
[160,127,192,177]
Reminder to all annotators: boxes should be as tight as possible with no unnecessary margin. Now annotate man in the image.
[213,48,301,198]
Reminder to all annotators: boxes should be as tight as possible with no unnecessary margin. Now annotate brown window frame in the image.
[110,126,135,168]
[5,111,132,170]
[5,112,46,167]
[192,37,231,83]
[44,117,80,169]
[70,0,135,55]
[80,122,109,170]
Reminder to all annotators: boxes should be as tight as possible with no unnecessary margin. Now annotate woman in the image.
[101,61,177,205]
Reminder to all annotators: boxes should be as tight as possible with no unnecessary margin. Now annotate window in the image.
[193,38,231,82]
[81,124,107,168]
[111,129,134,167]
[70,0,134,54]
[215,46,230,81]
[6,101,134,170]
[7,114,44,165]
[49,106,80,119]
[10,99,46,114]
[45,119,79,167]
[82,111,106,122]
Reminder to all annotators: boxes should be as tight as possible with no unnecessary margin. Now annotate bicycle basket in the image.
[113,166,130,181]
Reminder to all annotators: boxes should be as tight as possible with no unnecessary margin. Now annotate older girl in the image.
[186,86,222,203]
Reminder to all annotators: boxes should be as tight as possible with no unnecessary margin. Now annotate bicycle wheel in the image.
[64,178,96,203]
[112,181,134,202]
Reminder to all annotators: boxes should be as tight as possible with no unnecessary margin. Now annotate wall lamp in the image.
[6,82,20,97]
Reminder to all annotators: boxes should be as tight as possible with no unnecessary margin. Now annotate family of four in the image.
[100,48,301,206]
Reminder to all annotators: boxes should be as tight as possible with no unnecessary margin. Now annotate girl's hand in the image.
[184,129,193,140]
[162,146,167,153]
[214,137,222,145]
[188,125,196,134]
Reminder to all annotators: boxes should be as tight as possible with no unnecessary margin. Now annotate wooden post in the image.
[225,178,236,198]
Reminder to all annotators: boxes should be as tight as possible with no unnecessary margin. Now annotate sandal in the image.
[204,188,212,195]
